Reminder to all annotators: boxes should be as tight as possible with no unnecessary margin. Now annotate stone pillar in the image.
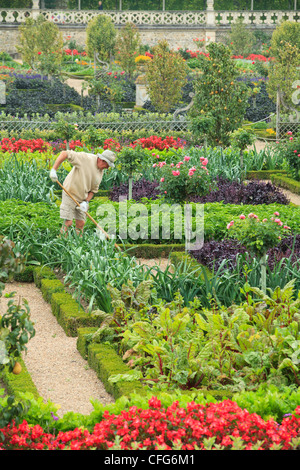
[135,66,149,107]
[32,0,40,20]
[206,0,215,44]
[0,80,6,105]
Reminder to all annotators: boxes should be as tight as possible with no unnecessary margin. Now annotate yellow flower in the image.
[134,55,151,64]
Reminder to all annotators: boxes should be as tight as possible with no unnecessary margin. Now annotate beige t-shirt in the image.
[63,150,103,202]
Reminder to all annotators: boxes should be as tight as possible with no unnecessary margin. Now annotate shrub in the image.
[156,155,212,204]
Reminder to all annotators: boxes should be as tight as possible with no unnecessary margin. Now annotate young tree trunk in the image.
[260,253,267,295]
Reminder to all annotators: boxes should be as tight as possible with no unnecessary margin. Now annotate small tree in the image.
[189,42,249,147]
[267,42,300,109]
[115,22,141,78]
[229,127,256,176]
[86,14,117,66]
[228,18,256,57]
[118,145,145,200]
[17,15,63,79]
[145,40,188,114]
[53,119,79,150]
[270,21,300,60]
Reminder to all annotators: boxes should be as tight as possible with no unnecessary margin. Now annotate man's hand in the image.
[49,168,58,182]
[79,201,89,212]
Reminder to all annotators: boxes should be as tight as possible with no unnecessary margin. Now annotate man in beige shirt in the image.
[49,149,116,233]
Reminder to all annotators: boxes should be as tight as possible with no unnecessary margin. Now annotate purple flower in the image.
[51,412,59,421]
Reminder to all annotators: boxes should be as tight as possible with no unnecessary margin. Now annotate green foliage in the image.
[270,21,300,60]
[106,280,300,392]
[228,18,256,57]
[118,145,145,177]
[90,279,153,344]
[273,133,300,181]
[267,41,300,109]
[17,15,63,78]
[0,394,31,441]
[226,211,291,257]
[0,237,35,437]
[157,154,213,203]
[81,126,108,148]
[229,128,256,152]
[115,22,141,78]
[0,158,56,204]
[86,14,117,62]
[53,118,79,145]
[0,295,35,373]
[0,237,24,288]
[189,42,249,147]
[189,114,215,146]
[145,40,188,114]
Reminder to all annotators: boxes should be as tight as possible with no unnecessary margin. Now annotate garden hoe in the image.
[56,180,121,252]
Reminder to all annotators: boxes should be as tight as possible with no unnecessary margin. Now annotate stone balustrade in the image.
[0,8,298,27]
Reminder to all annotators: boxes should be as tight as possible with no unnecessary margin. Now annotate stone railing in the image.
[214,9,300,25]
[0,9,298,26]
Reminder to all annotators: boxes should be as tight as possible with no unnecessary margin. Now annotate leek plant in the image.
[0,158,57,203]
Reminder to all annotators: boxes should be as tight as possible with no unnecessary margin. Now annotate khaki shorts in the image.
[60,193,86,222]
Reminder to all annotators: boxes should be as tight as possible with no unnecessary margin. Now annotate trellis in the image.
[0,119,190,134]
[276,83,300,140]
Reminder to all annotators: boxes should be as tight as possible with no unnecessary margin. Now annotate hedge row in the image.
[2,254,234,405]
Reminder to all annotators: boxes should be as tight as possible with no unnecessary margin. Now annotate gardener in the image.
[49,148,116,233]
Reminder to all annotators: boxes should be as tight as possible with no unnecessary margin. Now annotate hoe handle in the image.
[56,180,121,251]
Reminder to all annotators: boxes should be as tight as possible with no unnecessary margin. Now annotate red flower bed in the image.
[133,136,185,151]
[103,138,122,152]
[231,54,275,62]
[1,399,300,450]
[0,138,51,153]
[64,49,87,56]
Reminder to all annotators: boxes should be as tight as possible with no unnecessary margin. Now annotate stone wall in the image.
[0,23,277,55]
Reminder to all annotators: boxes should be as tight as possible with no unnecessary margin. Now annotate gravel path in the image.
[0,282,115,417]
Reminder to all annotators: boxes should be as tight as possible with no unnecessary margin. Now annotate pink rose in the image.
[160,177,165,182]
[201,158,208,166]
[262,218,268,222]
[239,214,245,219]
[172,170,180,176]
[274,211,280,216]
[170,163,174,167]
[184,155,190,161]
